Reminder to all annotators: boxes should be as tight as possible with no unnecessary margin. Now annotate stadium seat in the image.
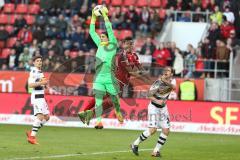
[111,0,123,6]
[161,0,168,8]
[113,30,121,39]
[135,7,142,15]
[16,4,28,14]
[149,0,161,7]
[0,41,5,49]
[201,0,208,9]
[24,15,35,25]
[70,51,78,58]
[1,48,11,58]
[3,3,15,13]
[5,25,14,34]
[137,0,148,7]
[123,0,136,6]
[28,4,40,14]
[98,0,110,5]
[9,14,17,24]
[121,7,128,13]
[119,30,133,40]
[6,37,17,48]
[108,6,115,16]
[0,14,8,24]
[159,9,166,19]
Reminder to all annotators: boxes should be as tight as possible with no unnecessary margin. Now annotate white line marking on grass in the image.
[5,148,152,160]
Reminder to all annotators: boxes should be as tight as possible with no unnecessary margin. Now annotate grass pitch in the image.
[0,124,240,160]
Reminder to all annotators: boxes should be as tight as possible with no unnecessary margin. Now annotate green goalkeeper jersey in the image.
[89,22,118,84]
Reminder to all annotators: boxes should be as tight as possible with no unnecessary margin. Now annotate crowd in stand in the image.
[0,0,240,79]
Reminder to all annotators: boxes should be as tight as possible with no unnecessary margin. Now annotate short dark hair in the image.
[32,55,43,62]
[124,37,133,42]
[101,31,109,38]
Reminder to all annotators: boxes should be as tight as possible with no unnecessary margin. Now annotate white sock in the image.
[31,118,42,137]
[41,119,47,126]
[133,129,151,146]
[154,133,168,152]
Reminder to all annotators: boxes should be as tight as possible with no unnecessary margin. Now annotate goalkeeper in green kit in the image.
[89,6,123,129]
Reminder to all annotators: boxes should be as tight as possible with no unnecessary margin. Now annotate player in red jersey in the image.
[78,37,151,129]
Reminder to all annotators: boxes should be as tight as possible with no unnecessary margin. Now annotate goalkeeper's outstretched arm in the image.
[89,10,101,46]
[102,8,117,44]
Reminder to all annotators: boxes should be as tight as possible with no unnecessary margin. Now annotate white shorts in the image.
[32,98,49,116]
[148,102,170,129]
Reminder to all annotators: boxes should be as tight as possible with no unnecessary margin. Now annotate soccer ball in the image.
[93,5,108,17]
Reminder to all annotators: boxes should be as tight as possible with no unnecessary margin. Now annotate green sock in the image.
[95,94,103,122]
[110,95,121,113]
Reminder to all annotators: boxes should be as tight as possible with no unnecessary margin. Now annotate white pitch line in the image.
[5,148,152,160]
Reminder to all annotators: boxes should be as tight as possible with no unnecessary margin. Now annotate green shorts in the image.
[93,82,120,96]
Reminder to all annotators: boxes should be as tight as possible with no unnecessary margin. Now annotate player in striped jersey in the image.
[131,67,175,157]
[26,56,50,145]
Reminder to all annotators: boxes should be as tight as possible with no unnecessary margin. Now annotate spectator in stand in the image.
[57,14,68,39]
[111,7,125,29]
[71,14,82,32]
[215,40,230,77]
[45,50,58,69]
[71,26,85,50]
[193,6,205,22]
[173,48,184,77]
[60,49,71,72]
[207,22,221,47]
[210,5,223,25]
[139,7,150,36]
[18,47,31,67]
[140,37,155,55]
[152,42,171,76]
[223,5,235,24]
[7,49,17,70]
[14,15,27,34]
[184,44,194,58]
[28,39,39,57]
[35,10,49,28]
[0,0,4,9]
[201,37,214,78]
[125,6,139,35]
[184,46,197,78]
[220,16,235,40]
[42,58,51,71]
[229,30,240,48]
[178,11,191,22]
[1,64,8,70]
[17,26,33,45]
[0,26,9,41]
[48,39,63,55]
[149,9,162,36]
[33,26,45,43]
[13,40,24,66]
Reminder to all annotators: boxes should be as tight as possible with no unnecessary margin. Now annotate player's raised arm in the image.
[102,8,117,44]
[89,10,101,46]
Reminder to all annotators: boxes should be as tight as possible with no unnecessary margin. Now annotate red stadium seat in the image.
[28,4,40,14]
[16,4,28,14]
[149,0,161,7]
[113,30,120,39]
[161,0,168,8]
[70,51,78,58]
[201,0,208,9]
[5,25,14,34]
[98,0,110,5]
[6,37,17,48]
[121,7,128,13]
[24,15,35,25]
[135,7,141,15]
[159,9,166,19]
[0,14,8,24]
[137,0,148,7]
[112,0,123,6]
[108,6,115,16]
[0,41,5,49]
[9,14,17,24]
[123,0,136,6]
[119,30,133,40]
[3,3,15,13]
[1,48,11,58]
